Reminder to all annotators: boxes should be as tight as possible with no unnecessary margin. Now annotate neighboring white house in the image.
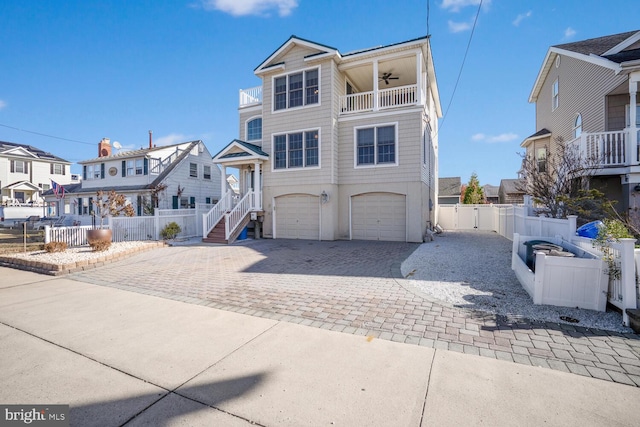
[211,35,442,242]
[0,140,77,206]
[522,30,640,219]
[43,138,222,218]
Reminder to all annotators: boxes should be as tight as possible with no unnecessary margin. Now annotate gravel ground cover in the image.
[3,241,158,265]
[401,230,634,333]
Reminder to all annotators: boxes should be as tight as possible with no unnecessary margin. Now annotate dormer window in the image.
[273,68,320,111]
[121,158,148,177]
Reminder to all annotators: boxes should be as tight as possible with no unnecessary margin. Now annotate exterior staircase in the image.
[202,213,251,245]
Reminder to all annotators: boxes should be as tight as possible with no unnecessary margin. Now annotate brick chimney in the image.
[98,138,112,157]
[149,130,153,149]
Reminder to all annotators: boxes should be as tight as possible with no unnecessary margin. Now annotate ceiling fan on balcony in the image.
[379,72,399,85]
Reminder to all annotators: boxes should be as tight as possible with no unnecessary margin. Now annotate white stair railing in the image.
[225,190,254,240]
[202,191,233,238]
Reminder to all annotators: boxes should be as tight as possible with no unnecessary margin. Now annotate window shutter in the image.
[10,160,14,173]
[143,158,149,175]
[190,196,195,208]
[83,165,87,180]
[78,198,83,215]
[50,164,53,174]
[25,162,29,174]
[88,197,93,215]
[122,161,126,177]
[101,163,105,179]
[172,196,179,209]
[63,165,66,176]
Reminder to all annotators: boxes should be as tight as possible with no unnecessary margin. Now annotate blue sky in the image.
[0,0,638,186]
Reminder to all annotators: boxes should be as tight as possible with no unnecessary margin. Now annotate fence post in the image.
[620,238,638,326]
[155,209,160,241]
[44,225,51,244]
[567,215,577,241]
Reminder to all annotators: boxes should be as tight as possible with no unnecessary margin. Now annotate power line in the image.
[438,0,483,133]
[0,122,94,146]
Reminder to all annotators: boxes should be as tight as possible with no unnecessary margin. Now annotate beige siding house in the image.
[212,35,442,242]
[522,30,640,216]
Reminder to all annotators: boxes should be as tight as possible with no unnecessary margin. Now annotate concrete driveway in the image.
[66,236,640,388]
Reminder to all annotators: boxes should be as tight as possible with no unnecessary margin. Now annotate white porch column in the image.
[630,74,639,164]
[416,51,423,105]
[220,164,227,197]
[254,161,262,210]
[373,60,379,111]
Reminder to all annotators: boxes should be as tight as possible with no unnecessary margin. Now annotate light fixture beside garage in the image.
[321,191,329,204]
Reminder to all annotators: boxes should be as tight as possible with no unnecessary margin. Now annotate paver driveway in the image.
[69,236,640,387]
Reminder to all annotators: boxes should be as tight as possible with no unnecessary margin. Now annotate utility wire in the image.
[0,122,94,146]
[438,0,483,133]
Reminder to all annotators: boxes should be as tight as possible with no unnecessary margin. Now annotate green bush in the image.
[161,222,181,240]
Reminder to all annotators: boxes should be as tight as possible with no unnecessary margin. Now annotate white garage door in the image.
[275,194,320,240]
[351,193,406,241]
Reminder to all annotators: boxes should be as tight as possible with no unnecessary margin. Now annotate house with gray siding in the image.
[522,30,640,218]
[210,35,442,242]
[43,138,221,219]
[438,177,461,205]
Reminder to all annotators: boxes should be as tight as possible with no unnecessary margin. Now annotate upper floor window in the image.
[51,163,65,175]
[573,114,582,139]
[190,163,198,178]
[10,160,28,174]
[203,165,211,180]
[626,104,640,127]
[84,164,104,180]
[273,130,320,170]
[552,78,559,111]
[126,159,144,176]
[273,68,320,111]
[247,117,262,141]
[355,124,397,167]
[536,147,547,173]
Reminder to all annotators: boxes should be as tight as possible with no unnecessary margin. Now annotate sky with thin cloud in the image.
[0,0,637,185]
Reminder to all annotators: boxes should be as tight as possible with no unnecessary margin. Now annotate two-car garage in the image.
[273,192,407,242]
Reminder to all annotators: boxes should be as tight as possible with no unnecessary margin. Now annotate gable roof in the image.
[483,184,499,198]
[78,140,200,164]
[0,140,70,163]
[213,139,269,163]
[438,177,461,196]
[499,179,524,194]
[255,35,338,74]
[529,30,640,103]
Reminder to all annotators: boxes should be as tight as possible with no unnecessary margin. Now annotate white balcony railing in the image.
[239,86,263,108]
[569,130,639,168]
[340,84,418,114]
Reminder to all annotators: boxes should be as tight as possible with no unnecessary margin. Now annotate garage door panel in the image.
[351,193,406,242]
[275,195,320,240]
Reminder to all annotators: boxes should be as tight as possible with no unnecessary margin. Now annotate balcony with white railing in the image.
[339,84,420,115]
[239,86,263,108]
[568,129,640,169]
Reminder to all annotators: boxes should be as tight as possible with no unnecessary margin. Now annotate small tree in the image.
[517,137,599,218]
[462,172,484,204]
[92,190,135,228]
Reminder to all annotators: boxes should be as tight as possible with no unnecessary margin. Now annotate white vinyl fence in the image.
[45,206,205,245]
[438,203,639,326]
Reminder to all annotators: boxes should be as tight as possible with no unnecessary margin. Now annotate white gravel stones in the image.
[401,230,633,333]
[4,241,156,265]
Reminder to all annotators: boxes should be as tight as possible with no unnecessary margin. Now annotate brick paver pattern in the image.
[70,236,640,387]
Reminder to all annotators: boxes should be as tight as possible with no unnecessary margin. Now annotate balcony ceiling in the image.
[343,55,417,92]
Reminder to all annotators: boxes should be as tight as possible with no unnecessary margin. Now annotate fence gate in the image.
[438,204,500,231]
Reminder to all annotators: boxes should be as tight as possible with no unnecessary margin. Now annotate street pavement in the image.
[1,266,639,426]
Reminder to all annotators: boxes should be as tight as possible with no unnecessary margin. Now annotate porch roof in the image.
[213,139,269,164]
[3,180,40,191]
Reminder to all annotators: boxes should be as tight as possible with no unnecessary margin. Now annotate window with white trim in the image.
[189,163,198,178]
[573,114,582,138]
[11,160,28,174]
[356,125,397,166]
[247,117,262,141]
[273,130,320,170]
[203,165,211,180]
[536,147,547,173]
[273,68,320,111]
[552,78,559,111]
[51,163,64,175]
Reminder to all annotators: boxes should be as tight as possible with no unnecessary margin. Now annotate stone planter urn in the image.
[86,229,112,246]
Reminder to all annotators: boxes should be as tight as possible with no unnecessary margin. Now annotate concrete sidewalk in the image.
[1,267,638,426]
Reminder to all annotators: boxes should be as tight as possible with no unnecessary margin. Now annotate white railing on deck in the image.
[339,84,418,114]
[239,86,263,107]
[202,191,233,237]
[378,84,417,109]
[570,130,630,167]
[225,190,254,240]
